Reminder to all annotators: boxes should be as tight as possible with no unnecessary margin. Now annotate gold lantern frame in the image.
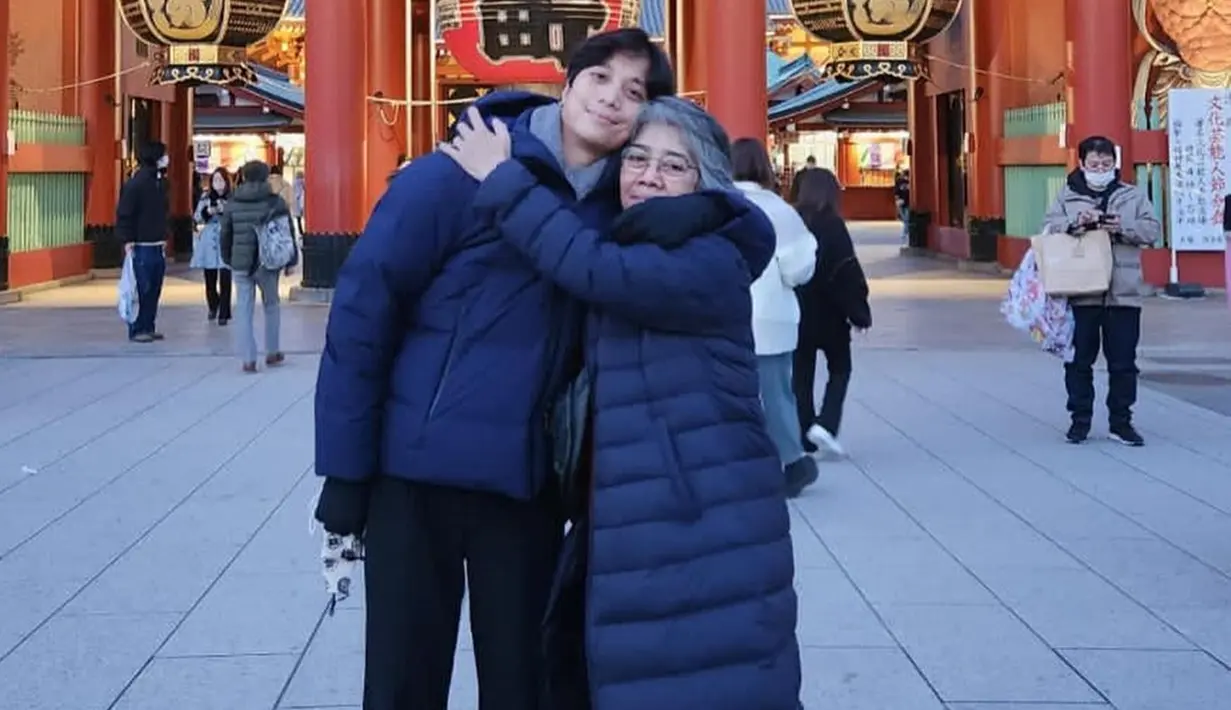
[118,0,292,86]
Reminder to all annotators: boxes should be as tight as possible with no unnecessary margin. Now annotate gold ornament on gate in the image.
[1133,0,1231,127]
[119,0,290,86]
[789,0,963,81]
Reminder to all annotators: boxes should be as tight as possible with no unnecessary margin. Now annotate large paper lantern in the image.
[439,0,641,84]
[790,0,963,80]
[118,0,291,85]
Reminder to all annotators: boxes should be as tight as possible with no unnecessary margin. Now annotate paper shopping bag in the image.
[1030,229,1113,297]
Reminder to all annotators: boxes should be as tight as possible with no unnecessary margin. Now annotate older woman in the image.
[446,97,801,710]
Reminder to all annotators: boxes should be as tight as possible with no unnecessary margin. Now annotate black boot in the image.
[785,456,819,498]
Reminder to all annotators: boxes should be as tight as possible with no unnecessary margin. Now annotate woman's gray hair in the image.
[631,97,735,191]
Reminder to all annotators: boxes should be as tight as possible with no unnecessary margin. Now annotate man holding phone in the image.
[1042,135,1161,446]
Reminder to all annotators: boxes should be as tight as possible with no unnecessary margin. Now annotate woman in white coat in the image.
[733,138,820,497]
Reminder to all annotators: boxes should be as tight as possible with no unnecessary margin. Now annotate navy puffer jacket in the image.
[472,159,802,710]
[314,92,620,499]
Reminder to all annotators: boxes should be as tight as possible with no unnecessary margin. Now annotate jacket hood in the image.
[457,90,558,135]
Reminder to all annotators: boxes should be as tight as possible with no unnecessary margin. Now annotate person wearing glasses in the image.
[445,96,802,710]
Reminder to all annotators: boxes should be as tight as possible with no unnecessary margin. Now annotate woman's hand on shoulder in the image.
[439,106,511,182]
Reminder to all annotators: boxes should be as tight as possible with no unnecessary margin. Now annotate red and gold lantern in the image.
[439,0,641,84]
[118,0,291,85]
[790,0,963,80]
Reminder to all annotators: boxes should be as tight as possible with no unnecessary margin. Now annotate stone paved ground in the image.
[1,223,1230,709]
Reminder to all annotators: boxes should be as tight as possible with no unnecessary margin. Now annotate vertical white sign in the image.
[1167,88,1230,251]
[193,140,212,173]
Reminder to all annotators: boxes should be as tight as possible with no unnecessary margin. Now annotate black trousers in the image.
[203,268,232,319]
[793,331,853,438]
[1065,305,1141,426]
[363,477,563,710]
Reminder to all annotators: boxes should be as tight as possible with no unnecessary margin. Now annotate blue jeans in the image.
[757,352,806,466]
[128,244,166,339]
[233,268,281,363]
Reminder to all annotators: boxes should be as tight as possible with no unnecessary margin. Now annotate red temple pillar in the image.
[704,0,766,143]
[167,87,195,261]
[908,79,939,245]
[1065,0,1133,178]
[303,0,367,289]
[683,0,707,99]
[968,0,1014,218]
[680,0,707,100]
[80,0,119,257]
[409,0,434,158]
[366,0,407,211]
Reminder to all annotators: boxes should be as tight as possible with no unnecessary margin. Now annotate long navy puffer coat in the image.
[470,158,802,710]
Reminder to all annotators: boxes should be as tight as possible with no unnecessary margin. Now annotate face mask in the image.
[212,179,226,192]
[157,155,170,169]
[1083,169,1114,189]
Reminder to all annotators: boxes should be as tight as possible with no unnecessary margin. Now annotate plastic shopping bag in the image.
[117,252,139,324]
[1000,248,1075,362]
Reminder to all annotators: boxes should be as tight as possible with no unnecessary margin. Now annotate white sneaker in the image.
[807,424,847,458]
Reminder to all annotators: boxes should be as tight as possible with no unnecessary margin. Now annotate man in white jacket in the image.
[733,139,820,497]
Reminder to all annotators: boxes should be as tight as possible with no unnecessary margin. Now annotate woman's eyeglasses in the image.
[621,148,696,180]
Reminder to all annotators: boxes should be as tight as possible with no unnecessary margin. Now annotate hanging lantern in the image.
[118,0,291,85]
[438,0,642,84]
[790,0,963,81]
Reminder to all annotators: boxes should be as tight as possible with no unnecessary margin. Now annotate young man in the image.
[312,28,674,709]
[1043,135,1161,446]
[116,142,170,343]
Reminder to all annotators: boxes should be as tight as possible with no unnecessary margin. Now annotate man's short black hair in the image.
[1078,135,1117,161]
[564,27,674,99]
[137,141,166,167]
[270,164,284,176]
[240,160,270,184]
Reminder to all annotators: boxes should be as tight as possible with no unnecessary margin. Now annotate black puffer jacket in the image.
[116,167,169,245]
[796,206,872,345]
[220,181,290,274]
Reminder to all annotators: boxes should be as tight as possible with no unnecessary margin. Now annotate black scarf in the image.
[1066,168,1119,212]
[609,192,735,249]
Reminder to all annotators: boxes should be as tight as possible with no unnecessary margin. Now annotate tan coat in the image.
[1041,180,1161,307]
[268,175,297,217]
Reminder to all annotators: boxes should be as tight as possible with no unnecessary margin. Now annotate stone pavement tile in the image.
[0,576,80,659]
[787,507,839,569]
[0,612,179,710]
[868,356,1231,571]
[112,653,298,710]
[0,361,263,551]
[1148,608,1231,667]
[973,565,1191,651]
[945,698,1112,703]
[0,369,311,587]
[1060,538,1231,610]
[0,358,225,484]
[0,357,167,451]
[232,482,325,576]
[800,647,944,710]
[280,608,363,708]
[63,495,282,615]
[1061,649,1231,710]
[1097,439,1231,516]
[0,358,101,415]
[876,604,1102,703]
[927,349,1231,469]
[828,536,998,606]
[160,570,326,657]
[792,463,928,540]
[795,566,897,648]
